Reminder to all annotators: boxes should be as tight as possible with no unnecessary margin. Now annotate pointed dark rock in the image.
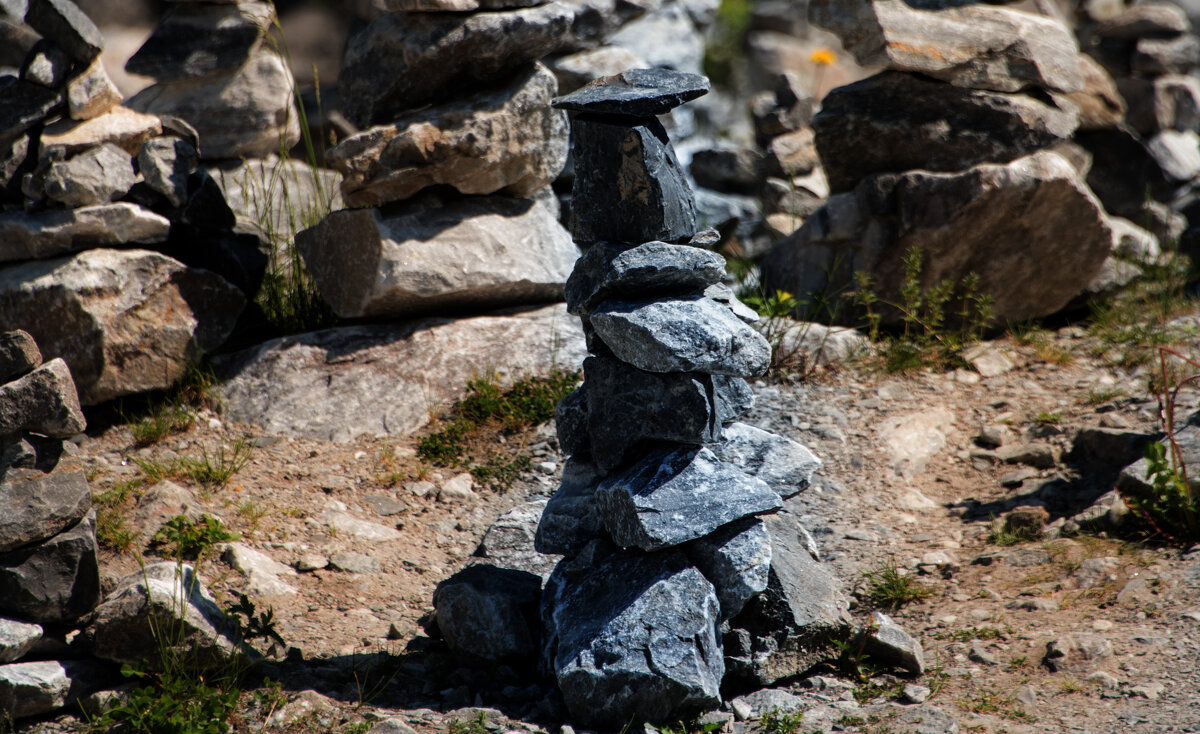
[552,68,709,117]
[24,0,103,64]
[0,510,99,624]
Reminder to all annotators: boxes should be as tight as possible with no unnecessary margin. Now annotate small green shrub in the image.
[1126,440,1200,541]
[132,440,253,490]
[863,562,935,609]
[759,707,804,734]
[1032,411,1062,426]
[703,0,754,88]
[131,403,195,446]
[152,514,238,560]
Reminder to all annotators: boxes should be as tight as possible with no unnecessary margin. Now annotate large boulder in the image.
[541,542,724,728]
[433,563,543,664]
[296,190,577,319]
[329,63,567,208]
[808,0,1082,94]
[0,203,170,264]
[761,151,1112,325]
[0,249,245,405]
[0,511,99,625]
[813,71,1078,193]
[216,304,587,441]
[340,3,573,128]
[0,359,85,439]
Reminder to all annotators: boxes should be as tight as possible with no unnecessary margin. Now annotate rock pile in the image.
[761,0,1121,325]
[0,0,247,405]
[430,70,903,727]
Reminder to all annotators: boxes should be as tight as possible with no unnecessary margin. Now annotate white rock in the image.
[317,511,402,541]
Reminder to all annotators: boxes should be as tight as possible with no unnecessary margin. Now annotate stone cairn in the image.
[0,0,246,407]
[761,0,1138,327]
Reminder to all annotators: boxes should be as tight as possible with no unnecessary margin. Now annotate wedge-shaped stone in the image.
[0,511,99,624]
[714,422,820,498]
[552,67,709,117]
[1091,2,1190,39]
[0,330,40,383]
[590,296,772,377]
[330,64,567,207]
[569,114,696,245]
[297,191,577,319]
[580,356,752,473]
[125,2,272,83]
[0,359,85,439]
[127,46,299,159]
[761,151,1112,325]
[43,143,137,207]
[433,563,542,664]
[0,469,90,553]
[25,0,103,64]
[724,510,852,687]
[0,77,60,141]
[541,542,723,728]
[809,0,1082,93]
[0,659,106,719]
[535,459,604,556]
[813,71,1078,193]
[0,249,244,405]
[0,617,42,663]
[565,240,726,316]
[40,106,163,156]
[685,517,771,620]
[340,3,573,127]
[596,446,781,551]
[0,203,169,264]
[66,57,122,121]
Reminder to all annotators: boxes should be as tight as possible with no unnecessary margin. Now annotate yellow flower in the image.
[810,48,837,67]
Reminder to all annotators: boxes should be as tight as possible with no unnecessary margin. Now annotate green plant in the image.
[759,709,804,734]
[852,247,994,373]
[933,626,1013,643]
[703,0,754,87]
[986,516,1038,547]
[1032,411,1062,426]
[448,711,490,734]
[95,479,145,553]
[862,562,935,609]
[956,686,1037,723]
[1085,387,1124,405]
[134,440,253,490]
[152,514,238,560]
[1088,252,1197,367]
[130,403,195,446]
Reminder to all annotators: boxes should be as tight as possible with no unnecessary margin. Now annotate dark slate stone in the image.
[20,39,72,89]
[535,459,603,556]
[0,510,100,624]
[564,240,727,316]
[569,114,696,245]
[156,229,267,300]
[552,68,709,117]
[685,517,771,620]
[0,434,67,474]
[137,136,199,209]
[0,18,40,68]
[582,356,751,474]
[690,144,764,195]
[590,295,772,377]
[0,468,90,553]
[713,422,820,498]
[125,3,266,83]
[554,384,590,458]
[0,76,61,140]
[541,541,723,728]
[178,170,237,232]
[0,330,41,383]
[433,563,542,665]
[1075,127,1172,218]
[813,71,1078,193]
[724,510,852,688]
[595,446,781,551]
[24,0,103,64]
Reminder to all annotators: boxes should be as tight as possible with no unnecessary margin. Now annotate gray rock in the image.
[474,499,560,578]
[595,446,781,551]
[0,617,41,663]
[297,190,576,319]
[126,2,273,83]
[328,552,381,575]
[580,356,751,473]
[858,704,960,733]
[434,563,542,663]
[714,422,820,498]
[1075,127,1171,218]
[591,296,771,377]
[762,151,1112,326]
[535,459,603,556]
[809,0,1081,93]
[127,45,300,160]
[565,240,726,317]
[0,18,39,68]
[569,115,696,245]
[0,76,61,141]
[0,249,244,405]
[1065,54,1126,132]
[724,512,852,687]
[91,562,244,670]
[1120,74,1200,137]
[554,385,590,457]
[216,304,586,442]
[0,659,106,719]
[21,39,71,88]
[66,57,122,121]
[552,67,708,117]
[25,0,103,64]
[1133,33,1200,75]
[1148,129,1200,182]
[340,3,573,128]
[379,0,549,8]
[0,510,99,624]
[42,143,137,207]
[138,136,198,209]
[1092,2,1190,38]
[863,611,925,674]
[558,0,655,51]
[203,156,341,245]
[541,543,723,727]
[1118,410,1200,500]
[329,63,568,208]
[813,71,1078,193]
[221,543,298,595]
[728,688,803,718]
[0,468,90,553]
[691,143,764,194]
[0,201,171,264]
[0,330,40,383]
[606,0,706,75]
[0,359,85,439]
[40,105,162,157]
[547,46,646,94]
[1044,634,1113,672]
[685,517,771,620]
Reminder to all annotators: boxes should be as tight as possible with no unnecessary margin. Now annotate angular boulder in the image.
[329,63,568,207]
[541,543,724,728]
[564,240,726,317]
[761,151,1112,325]
[685,517,771,620]
[42,143,137,207]
[0,511,99,624]
[813,71,1078,193]
[433,563,543,664]
[297,190,577,319]
[809,0,1082,93]
[0,469,90,553]
[125,1,273,83]
[25,0,103,64]
[40,106,163,156]
[0,77,62,142]
[66,57,122,121]
[0,330,40,383]
[0,249,245,405]
[216,304,587,441]
[595,446,781,551]
[0,617,42,663]
[0,358,85,440]
[551,67,709,117]
[535,459,604,556]
[713,422,820,498]
[0,659,107,719]
[340,4,573,127]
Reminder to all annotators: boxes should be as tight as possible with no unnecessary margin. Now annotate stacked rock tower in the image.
[533,70,839,727]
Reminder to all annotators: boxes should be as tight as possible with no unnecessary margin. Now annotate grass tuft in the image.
[862,561,936,609]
